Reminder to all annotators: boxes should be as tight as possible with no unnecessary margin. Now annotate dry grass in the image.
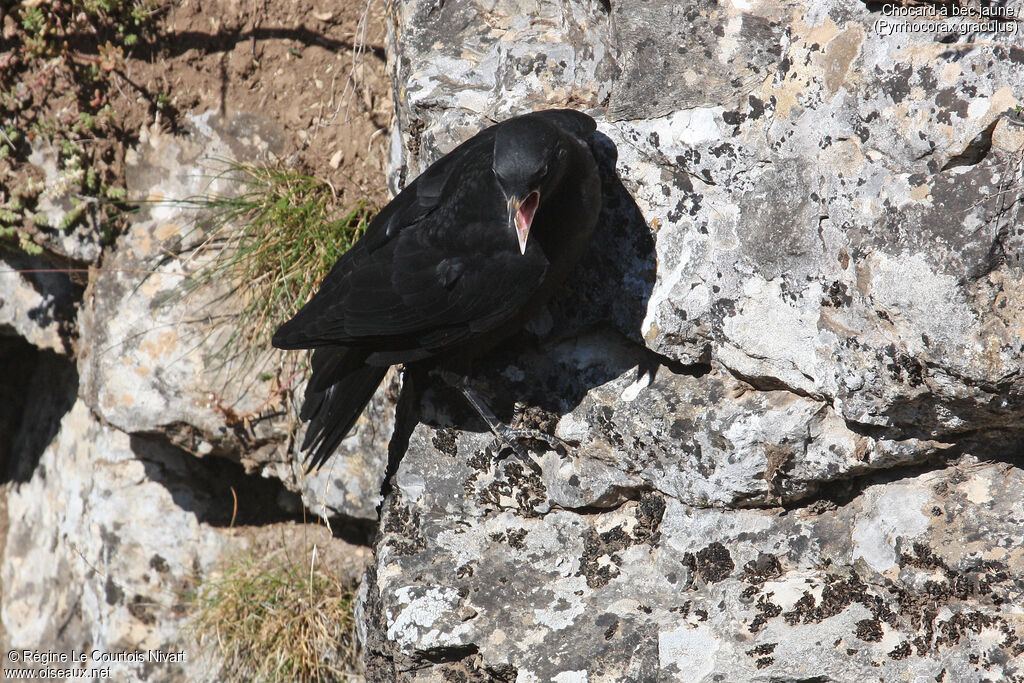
[188,543,361,682]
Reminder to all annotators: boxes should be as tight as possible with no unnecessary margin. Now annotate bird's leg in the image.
[434,371,563,468]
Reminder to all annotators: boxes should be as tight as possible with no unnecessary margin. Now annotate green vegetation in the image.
[188,545,361,683]
[16,0,160,59]
[179,163,373,361]
[0,0,163,255]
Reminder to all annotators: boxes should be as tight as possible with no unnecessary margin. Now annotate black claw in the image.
[488,432,542,473]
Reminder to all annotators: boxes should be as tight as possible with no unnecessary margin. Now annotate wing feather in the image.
[272,115,563,356]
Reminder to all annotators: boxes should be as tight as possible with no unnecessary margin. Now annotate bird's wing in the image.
[358,129,496,253]
[274,213,548,352]
[273,127,550,353]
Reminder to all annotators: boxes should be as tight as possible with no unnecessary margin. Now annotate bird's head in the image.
[492,118,570,255]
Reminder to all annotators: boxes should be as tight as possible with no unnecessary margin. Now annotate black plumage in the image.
[272,109,602,470]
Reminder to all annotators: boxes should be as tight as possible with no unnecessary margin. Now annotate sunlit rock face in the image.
[363,0,1024,680]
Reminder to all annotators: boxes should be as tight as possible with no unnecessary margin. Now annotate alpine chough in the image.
[272,109,601,471]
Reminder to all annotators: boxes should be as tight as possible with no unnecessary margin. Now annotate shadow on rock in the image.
[134,433,380,543]
[132,434,302,527]
[0,339,78,484]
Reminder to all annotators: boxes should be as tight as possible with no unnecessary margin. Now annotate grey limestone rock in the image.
[2,401,227,682]
[4,0,1023,676]
[364,0,1024,678]
[75,111,388,521]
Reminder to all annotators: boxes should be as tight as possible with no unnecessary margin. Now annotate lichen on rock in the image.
[361,0,1024,679]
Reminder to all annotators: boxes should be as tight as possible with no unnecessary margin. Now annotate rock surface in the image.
[3,401,225,681]
[74,111,389,521]
[361,0,1024,679]
[1,111,379,675]
[3,0,1024,679]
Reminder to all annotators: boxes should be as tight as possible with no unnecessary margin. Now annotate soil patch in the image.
[1,0,391,260]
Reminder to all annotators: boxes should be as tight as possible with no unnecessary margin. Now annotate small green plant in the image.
[105,186,127,200]
[188,546,360,683]
[179,163,373,363]
[1,0,163,257]
[0,225,43,256]
[59,203,87,232]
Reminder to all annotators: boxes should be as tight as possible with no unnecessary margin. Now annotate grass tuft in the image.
[188,545,361,683]
[178,162,373,364]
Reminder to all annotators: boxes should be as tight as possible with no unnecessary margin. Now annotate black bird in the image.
[272,109,601,471]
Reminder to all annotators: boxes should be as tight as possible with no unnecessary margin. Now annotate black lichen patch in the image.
[686,542,735,584]
[748,95,766,120]
[432,427,458,457]
[128,594,157,625]
[935,87,969,124]
[149,554,170,573]
[822,281,853,308]
[579,525,631,588]
[105,576,124,606]
[888,641,912,660]
[483,663,518,682]
[465,446,548,516]
[886,352,926,387]
[745,642,777,663]
[512,404,560,435]
[500,461,547,516]
[597,612,620,640]
[749,593,783,633]
[874,62,913,105]
[489,527,529,550]
[742,553,783,585]
[99,524,122,554]
[856,618,884,642]
[936,611,995,648]
[853,116,872,143]
[578,493,666,588]
[782,572,893,627]
[506,528,528,549]
[383,496,427,557]
[633,492,667,544]
[462,450,493,496]
[890,543,1012,654]
[744,540,1020,668]
[594,404,626,448]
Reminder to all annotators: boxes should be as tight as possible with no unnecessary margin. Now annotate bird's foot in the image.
[486,423,568,473]
[435,370,568,471]
[507,404,570,455]
[487,429,542,473]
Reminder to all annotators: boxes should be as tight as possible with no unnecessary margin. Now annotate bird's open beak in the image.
[507,191,540,255]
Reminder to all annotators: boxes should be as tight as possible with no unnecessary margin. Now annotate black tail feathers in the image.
[298,348,388,472]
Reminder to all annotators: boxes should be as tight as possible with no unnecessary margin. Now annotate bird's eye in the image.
[557,147,567,161]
